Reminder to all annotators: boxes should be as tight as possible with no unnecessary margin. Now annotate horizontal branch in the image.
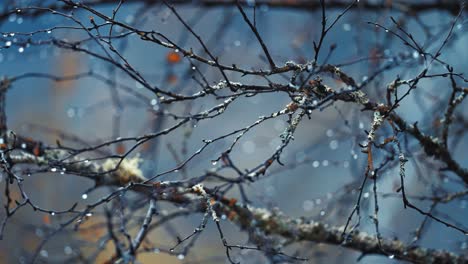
[6,142,467,263]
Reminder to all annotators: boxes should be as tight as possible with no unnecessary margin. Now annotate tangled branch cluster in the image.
[0,0,467,263]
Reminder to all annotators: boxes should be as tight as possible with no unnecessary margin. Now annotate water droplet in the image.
[67,108,75,118]
[343,23,351,31]
[320,210,325,216]
[5,41,12,47]
[21,143,27,149]
[81,193,88,200]
[211,160,217,166]
[363,192,370,199]
[388,255,395,259]
[322,160,329,166]
[86,213,92,217]
[150,99,157,105]
[50,168,57,172]
[412,51,419,59]
[18,47,24,53]
[385,29,389,33]
[234,40,241,47]
[47,30,52,34]
[64,246,73,255]
[329,140,338,150]
[177,254,185,260]
[326,129,334,137]
[50,212,55,216]
[40,250,48,258]
[8,14,16,22]
[312,160,320,168]
[191,66,196,70]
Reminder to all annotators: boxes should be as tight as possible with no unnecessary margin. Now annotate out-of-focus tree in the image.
[0,1,467,263]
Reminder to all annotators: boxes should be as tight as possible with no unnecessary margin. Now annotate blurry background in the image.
[0,0,467,263]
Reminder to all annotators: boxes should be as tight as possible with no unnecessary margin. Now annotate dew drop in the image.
[40,250,48,258]
[329,140,338,150]
[343,23,351,31]
[312,160,320,168]
[64,246,73,255]
[81,193,88,200]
